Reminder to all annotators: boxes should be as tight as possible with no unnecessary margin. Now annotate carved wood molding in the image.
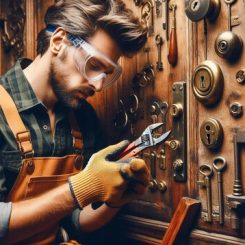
[0,0,25,60]
[117,215,245,244]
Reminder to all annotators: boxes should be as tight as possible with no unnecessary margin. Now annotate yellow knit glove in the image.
[68,141,129,208]
[68,141,150,209]
[105,157,150,208]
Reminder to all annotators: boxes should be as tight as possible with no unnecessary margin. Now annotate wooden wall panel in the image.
[1,0,245,244]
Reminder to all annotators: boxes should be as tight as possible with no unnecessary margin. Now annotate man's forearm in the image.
[4,183,76,244]
[79,204,120,232]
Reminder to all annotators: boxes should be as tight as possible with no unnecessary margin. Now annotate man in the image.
[0,0,149,244]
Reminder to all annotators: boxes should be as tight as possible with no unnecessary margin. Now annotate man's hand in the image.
[105,157,150,208]
[69,141,149,209]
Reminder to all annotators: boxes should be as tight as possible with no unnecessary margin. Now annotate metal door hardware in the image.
[225,0,236,31]
[168,3,178,66]
[192,60,224,106]
[148,97,161,124]
[226,131,245,229]
[229,102,243,118]
[170,81,187,182]
[170,103,183,118]
[214,1,243,62]
[155,34,164,71]
[162,0,169,40]
[160,101,168,133]
[149,151,158,191]
[133,47,155,89]
[158,180,167,192]
[185,0,221,22]
[236,69,245,84]
[128,93,139,114]
[215,31,243,62]
[197,164,214,222]
[213,156,227,225]
[114,100,128,130]
[141,0,154,35]
[158,149,166,170]
[200,118,223,150]
[155,0,162,17]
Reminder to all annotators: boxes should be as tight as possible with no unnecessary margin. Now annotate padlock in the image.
[185,0,221,22]
[215,31,243,62]
[192,60,224,106]
[200,118,223,150]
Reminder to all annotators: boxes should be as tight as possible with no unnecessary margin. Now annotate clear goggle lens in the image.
[69,34,122,89]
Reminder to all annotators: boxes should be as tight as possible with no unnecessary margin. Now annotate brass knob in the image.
[173,159,183,172]
[158,181,167,192]
[149,179,158,191]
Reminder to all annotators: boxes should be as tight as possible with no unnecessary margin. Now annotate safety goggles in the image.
[68,33,122,89]
[46,25,122,89]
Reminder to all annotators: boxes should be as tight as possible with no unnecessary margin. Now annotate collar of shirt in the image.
[3,58,42,112]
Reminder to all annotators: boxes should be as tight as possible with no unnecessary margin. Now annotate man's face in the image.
[50,29,122,109]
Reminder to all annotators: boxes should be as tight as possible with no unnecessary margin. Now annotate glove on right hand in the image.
[68,141,134,208]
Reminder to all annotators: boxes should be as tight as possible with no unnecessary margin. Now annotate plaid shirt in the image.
[0,59,104,239]
[0,59,104,238]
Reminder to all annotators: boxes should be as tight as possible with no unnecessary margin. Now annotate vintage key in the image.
[224,0,236,31]
[155,34,164,71]
[155,0,162,17]
[162,0,169,40]
[213,156,227,225]
[197,164,213,222]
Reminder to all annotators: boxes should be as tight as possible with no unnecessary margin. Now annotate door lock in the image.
[185,0,221,22]
[192,60,224,106]
[171,82,187,182]
[170,103,183,118]
[200,118,223,150]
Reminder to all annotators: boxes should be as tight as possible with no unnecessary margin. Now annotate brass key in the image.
[162,0,169,40]
[197,164,213,222]
[224,0,236,31]
[155,0,162,17]
[213,156,227,225]
[155,34,164,71]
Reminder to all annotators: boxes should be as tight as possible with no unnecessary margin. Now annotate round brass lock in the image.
[185,0,221,22]
[215,31,243,62]
[170,103,183,118]
[192,60,224,106]
[200,118,223,150]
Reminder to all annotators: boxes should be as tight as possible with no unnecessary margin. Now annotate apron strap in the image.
[0,85,33,158]
[69,112,84,153]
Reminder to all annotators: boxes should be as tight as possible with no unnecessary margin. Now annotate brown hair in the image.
[37,0,147,56]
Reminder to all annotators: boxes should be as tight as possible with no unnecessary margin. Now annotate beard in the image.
[50,62,94,109]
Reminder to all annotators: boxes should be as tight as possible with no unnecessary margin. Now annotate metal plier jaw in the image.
[119,123,171,160]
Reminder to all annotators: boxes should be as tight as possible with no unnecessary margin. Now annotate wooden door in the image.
[0,0,245,244]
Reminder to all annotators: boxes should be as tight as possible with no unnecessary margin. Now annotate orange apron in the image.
[0,85,83,244]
